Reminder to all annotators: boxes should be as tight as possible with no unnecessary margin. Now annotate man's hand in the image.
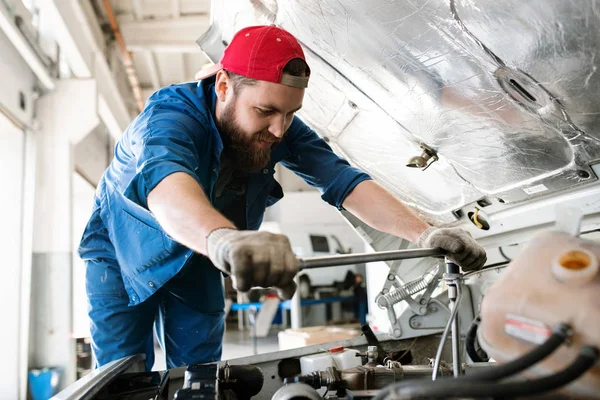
[207,228,298,299]
[417,227,487,271]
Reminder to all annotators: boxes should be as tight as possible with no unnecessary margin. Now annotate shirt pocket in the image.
[115,208,179,275]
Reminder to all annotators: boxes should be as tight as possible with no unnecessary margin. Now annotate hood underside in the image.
[198,0,600,227]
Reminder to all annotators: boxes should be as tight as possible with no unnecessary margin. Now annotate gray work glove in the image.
[417,227,487,271]
[207,228,298,299]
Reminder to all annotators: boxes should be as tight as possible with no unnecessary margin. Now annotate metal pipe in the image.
[450,289,461,377]
[290,275,302,329]
[298,248,445,270]
[431,284,462,380]
[403,365,452,379]
[432,260,463,381]
[102,0,145,112]
[445,260,463,378]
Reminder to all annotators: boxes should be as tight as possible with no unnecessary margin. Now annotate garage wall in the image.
[71,172,95,339]
[0,29,35,124]
[0,112,25,399]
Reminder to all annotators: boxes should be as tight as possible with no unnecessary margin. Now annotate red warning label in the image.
[505,314,551,345]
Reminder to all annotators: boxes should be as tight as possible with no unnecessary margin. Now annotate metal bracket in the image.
[376,259,444,338]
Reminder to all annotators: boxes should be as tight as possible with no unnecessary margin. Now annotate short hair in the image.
[226,58,310,93]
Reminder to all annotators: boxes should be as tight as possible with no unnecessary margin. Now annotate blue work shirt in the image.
[79,76,371,311]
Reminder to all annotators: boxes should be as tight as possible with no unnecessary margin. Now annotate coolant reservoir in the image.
[300,346,361,374]
[478,230,600,398]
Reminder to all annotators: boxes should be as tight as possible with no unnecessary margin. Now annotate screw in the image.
[411,319,421,328]
[394,329,401,336]
[429,305,438,312]
[388,274,395,281]
[419,307,426,314]
[420,299,427,305]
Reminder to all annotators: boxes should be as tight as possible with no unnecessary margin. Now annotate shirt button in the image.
[131,295,137,302]
[149,281,155,287]
[263,169,269,174]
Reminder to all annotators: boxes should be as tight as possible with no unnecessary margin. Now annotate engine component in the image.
[179,364,219,399]
[377,265,440,309]
[360,325,413,365]
[432,261,463,380]
[373,346,600,400]
[376,262,444,338]
[219,364,264,400]
[177,363,264,400]
[337,366,402,391]
[287,364,403,392]
[271,383,321,400]
[465,316,489,363]
[299,346,361,374]
[478,230,600,397]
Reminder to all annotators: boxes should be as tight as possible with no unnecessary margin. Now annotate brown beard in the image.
[216,102,280,171]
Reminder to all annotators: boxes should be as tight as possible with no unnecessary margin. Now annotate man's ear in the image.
[215,70,231,102]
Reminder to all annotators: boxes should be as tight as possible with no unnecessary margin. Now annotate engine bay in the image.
[57,219,600,400]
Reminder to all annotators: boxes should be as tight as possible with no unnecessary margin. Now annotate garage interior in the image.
[2,0,600,399]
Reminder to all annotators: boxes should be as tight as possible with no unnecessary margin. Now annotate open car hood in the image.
[198,0,600,253]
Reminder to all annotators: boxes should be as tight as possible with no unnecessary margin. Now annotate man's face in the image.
[216,77,304,171]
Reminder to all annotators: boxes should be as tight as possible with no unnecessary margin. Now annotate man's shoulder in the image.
[125,82,213,140]
[146,82,210,116]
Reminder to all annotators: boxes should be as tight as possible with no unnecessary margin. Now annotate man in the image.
[79,25,486,371]
[353,274,368,326]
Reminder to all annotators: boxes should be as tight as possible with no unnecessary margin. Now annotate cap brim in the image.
[194,62,223,81]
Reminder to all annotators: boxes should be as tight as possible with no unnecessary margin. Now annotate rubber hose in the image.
[379,345,598,400]
[463,322,571,382]
[374,322,572,400]
[220,365,264,400]
[465,316,489,363]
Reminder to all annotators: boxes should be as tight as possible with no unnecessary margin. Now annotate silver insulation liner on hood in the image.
[199,0,600,225]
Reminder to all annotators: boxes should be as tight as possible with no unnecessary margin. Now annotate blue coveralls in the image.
[78,76,371,370]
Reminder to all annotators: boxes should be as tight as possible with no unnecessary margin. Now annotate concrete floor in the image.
[222,327,281,360]
[152,325,281,371]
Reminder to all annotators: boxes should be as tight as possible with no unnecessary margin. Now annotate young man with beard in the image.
[79,25,486,371]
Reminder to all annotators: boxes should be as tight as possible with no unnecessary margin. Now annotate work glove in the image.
[417,227,487,271]
[207,228,299,299]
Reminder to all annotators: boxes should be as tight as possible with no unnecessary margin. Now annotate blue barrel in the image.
[28,367,61,400]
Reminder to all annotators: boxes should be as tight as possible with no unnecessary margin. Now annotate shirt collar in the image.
[198,76,223,158]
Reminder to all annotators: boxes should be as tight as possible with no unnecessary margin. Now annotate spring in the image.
[381,266,440,307]
[383,277,430,305]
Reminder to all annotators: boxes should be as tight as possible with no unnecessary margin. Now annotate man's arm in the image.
[148,172,234,255]
[278,118,486,270]
[342,180,430,243]
[147,172,298,298]
[343,180,487,271]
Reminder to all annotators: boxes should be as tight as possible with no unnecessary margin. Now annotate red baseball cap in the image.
[195,25,310,88]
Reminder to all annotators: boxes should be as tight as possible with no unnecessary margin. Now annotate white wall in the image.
[0,112,25,399]
[74,124,111,185]
[0,28,35,124]
[72,173,95,339]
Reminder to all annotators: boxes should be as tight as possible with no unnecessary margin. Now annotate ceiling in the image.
[94,0,212,103]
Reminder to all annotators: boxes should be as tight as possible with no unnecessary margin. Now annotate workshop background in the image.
[0,1,375,398]
[3,0,600,399]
